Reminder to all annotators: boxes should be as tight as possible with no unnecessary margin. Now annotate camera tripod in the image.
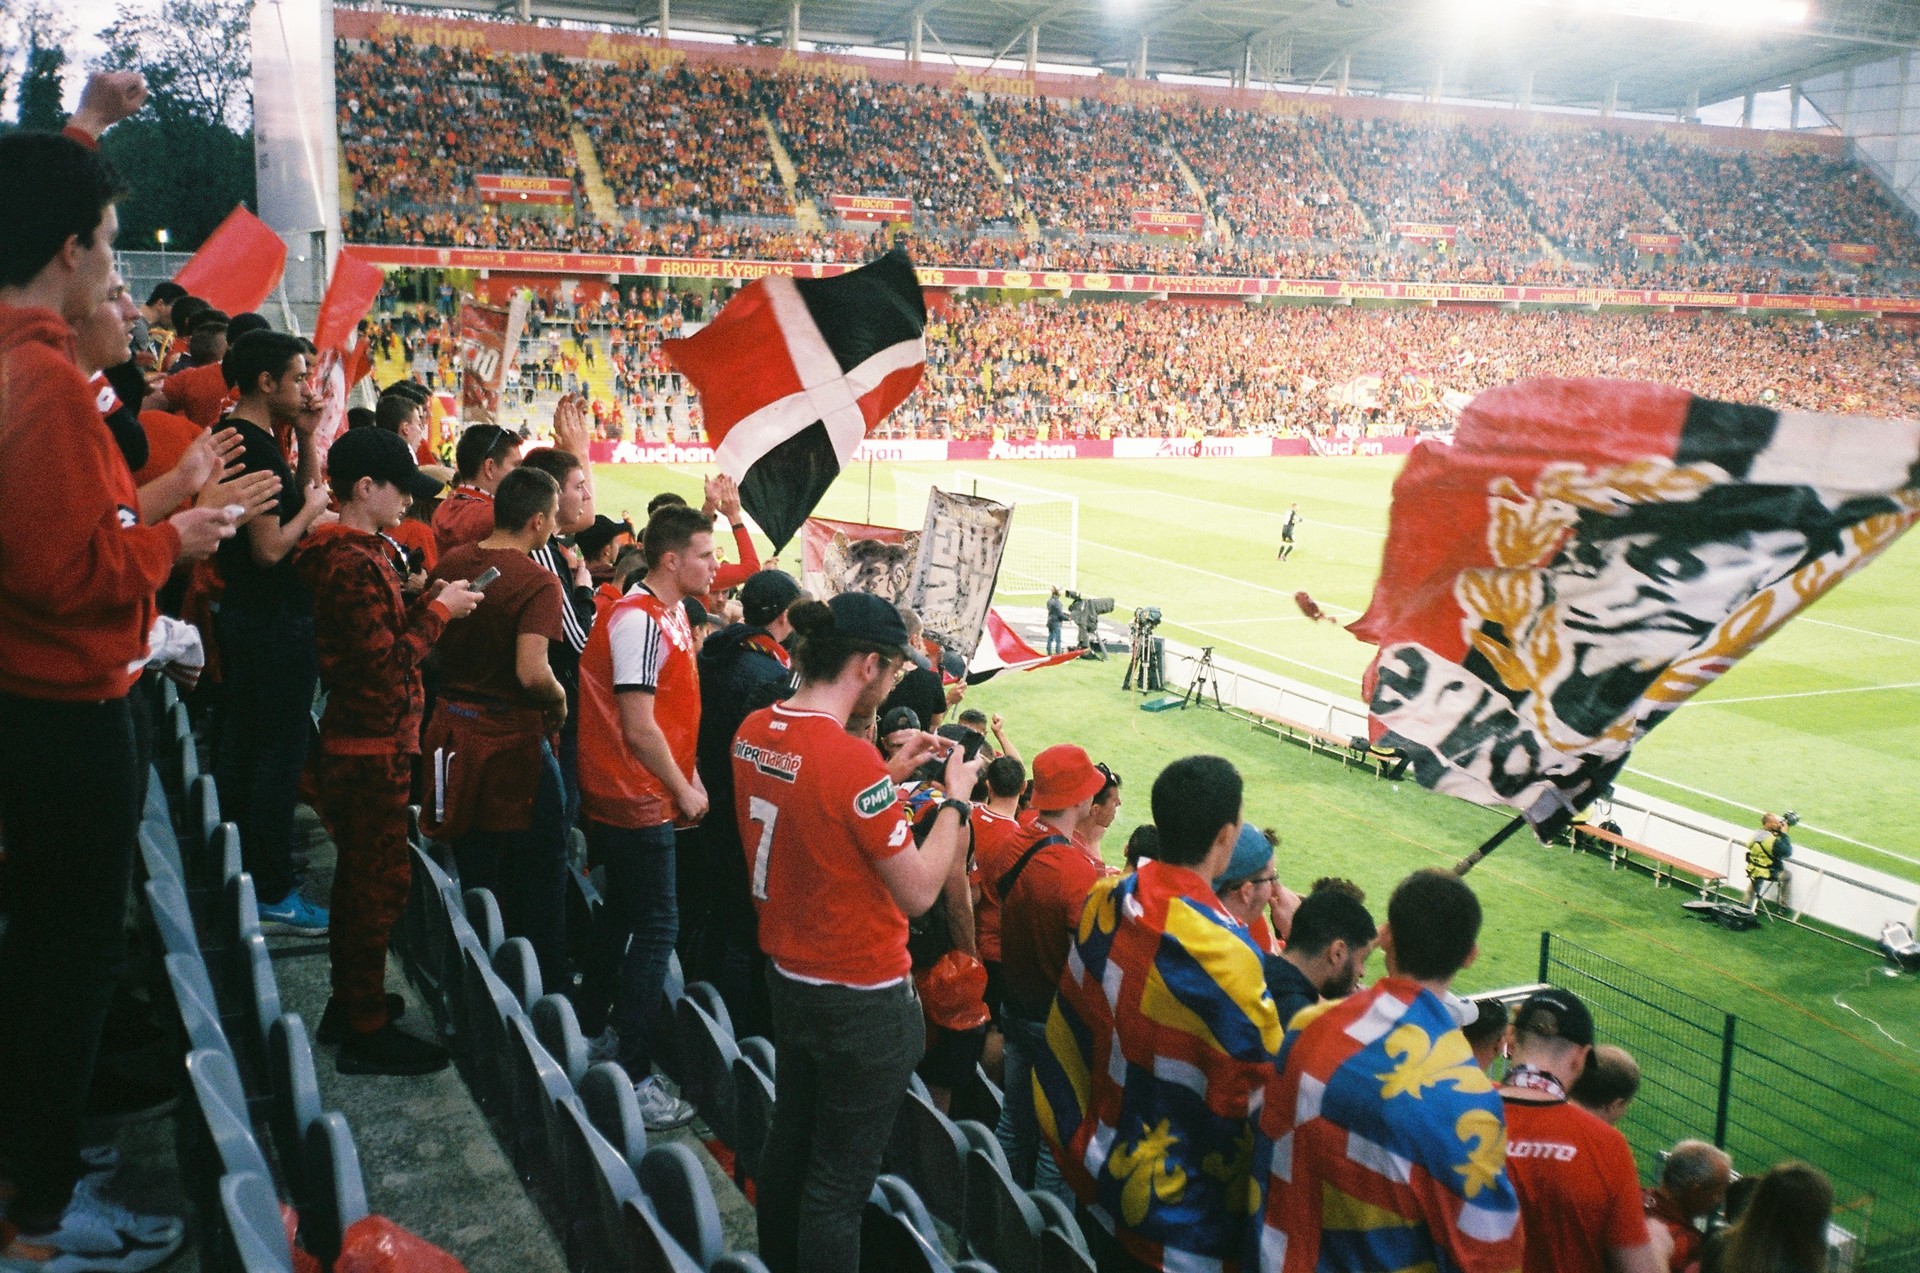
[1122,621,1163,692]
[1182,645,1224,711]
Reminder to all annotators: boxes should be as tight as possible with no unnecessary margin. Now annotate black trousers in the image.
[0,690,148,1232]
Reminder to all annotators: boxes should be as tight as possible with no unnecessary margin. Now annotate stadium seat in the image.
[556,1096,642,1273]
[675,990,740,1147]
[139,821,186,895]
[737,1034,776,1081]
[876,1174,941,1245]
[301,1111,370,1270]
[893,1087,970,1233]
[532,993,589,1088]
[505,1013,574,1183]
[565,864,603,977]
[190,772,222,860]
[961,1120,1043,1273]
[267,1014,322,1207]
[494,935,544,1012]
[952,1063,1003,1129]
[238,931,281,1075]
[460,943,524,1113]
[217,1172,295,1273]
[581,1061,649,1173]
[620,1195,708,1273]
[1029,1191,1091,1273]
[636,1142,725,1268]
[166,951,232,1060]
[861,1176,952,1273]
[464,886,506,961]
[729,1051,775,1189]
[182,1048,270,1265]
[712,1255,774,1273]
[683,980,733,1037]
[219,872,261,987]
[210,822,244,897]
[655,950,688,1083]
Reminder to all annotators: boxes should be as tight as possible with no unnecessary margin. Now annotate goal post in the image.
[895,470,1079,597]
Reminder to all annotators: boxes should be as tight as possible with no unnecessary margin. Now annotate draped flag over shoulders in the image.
[1350,378,1920,829]
[664,249,926,550]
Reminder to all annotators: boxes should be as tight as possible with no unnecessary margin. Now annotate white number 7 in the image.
[747,795,779,901]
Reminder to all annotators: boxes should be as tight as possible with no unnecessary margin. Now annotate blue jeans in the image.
[997,1009,1069,1202]
[1047,622,1064,656]
[582,820,678,1076]
[453,740,570,996]
[215,606,317,906]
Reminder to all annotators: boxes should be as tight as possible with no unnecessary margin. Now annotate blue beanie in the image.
[1213,823,1273,889]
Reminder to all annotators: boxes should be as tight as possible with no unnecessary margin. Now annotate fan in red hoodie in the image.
[0,88,238,1268]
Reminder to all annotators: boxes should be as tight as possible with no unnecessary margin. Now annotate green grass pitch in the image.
[594,454,1920,1251]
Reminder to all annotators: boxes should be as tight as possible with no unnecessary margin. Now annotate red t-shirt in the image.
[1503,1096,1650,1273]
[428,545,564,706]
[132,409,206,495]
[432,484,496,557]
[577,584,701,829]
[161,361,235,429]
[1644,1187,1701,1273]
[998,825,1117,1020]
[732,703,915,987]
[968,805,1026,964]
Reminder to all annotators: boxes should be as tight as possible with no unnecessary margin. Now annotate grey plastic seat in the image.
[190,772,222,860]
[1030,1191,1092,1273]
[862,1177,953,1273]
[217,1171,294,1273]
[531,993,589,1088]
[464,887,505,961]
[622,1195,707,1273]
[209,822,244,897]
[557,1097,641,1273]
[184,1048,269,1266]
[301,1112,370,1270]
[714,1256,773,1273]
[239,931,281,1073]
[565,864,603,977]
[139,822,186,893]
[493,935,543,1012]
[962,1123,1043,1273]
[267,1014,322,1209]
[637,1141,724,1269]
[729,1052,775,1190]
[895,1087,970,1232]
[675,992,740,1147]
[953,1062,1003,1129]
[737,1034,775,1080]
[167,951,233,1060]
[506,1013,574,1183]
[581,1062,648,1174]
[461,943,523,1112]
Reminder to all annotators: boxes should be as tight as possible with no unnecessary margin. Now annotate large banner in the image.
[1829,243,1879,263]
[1627,232,1684,252]
[475,174,574,204]
[588,434,1421,463]
[829,194,914,222]
[908,490,1012,660]
[456,294,528,424]
[1393,222,1459,243]
[343,245,1920,315]
[801,517,920,605]
[1132,210,1208,236]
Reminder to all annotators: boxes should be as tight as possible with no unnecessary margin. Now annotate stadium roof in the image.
[375,0,1920,117]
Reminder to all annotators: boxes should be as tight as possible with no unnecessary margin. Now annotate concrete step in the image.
[570,125,622,226]
[759,113,824,232]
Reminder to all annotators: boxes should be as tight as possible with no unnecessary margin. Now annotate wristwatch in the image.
[939,797,972,820]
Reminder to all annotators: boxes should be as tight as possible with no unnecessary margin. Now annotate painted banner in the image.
[1393,222,1460,242]
[829,194,915,222]
[474,174,574,203]
[307,253,389,459]
[908,489,1013,660]
[456,299,513,424]
[801,516,920,605]
[341,245,1920,315]
[1132,210,1208,235]
[1350,379,1920,827]
[1829,243,1880,263]
[1627,232,1684,252]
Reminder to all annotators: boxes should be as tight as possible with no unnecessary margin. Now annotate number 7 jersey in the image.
[731,703,918,987]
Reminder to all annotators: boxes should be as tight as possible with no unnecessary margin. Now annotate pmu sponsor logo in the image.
[988,441,1078,461]
[609,442,718,464]
[733,739,802,783]
[1507,1141,1578,1162]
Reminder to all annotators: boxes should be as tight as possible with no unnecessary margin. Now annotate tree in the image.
[96,0,251,131]
[14,3,69,132]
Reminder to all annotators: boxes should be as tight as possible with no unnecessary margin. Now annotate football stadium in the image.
[2,0,1920,1270]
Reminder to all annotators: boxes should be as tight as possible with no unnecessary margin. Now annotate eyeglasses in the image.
[1246,874,1280,887]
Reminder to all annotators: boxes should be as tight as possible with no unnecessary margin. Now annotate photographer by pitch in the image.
[1742,811,1797,911]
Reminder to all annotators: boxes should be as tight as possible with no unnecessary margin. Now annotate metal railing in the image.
[1540,932,1920,1271]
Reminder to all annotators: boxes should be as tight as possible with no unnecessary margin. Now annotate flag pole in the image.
[866,454,874,523]
[1453,813,1529,876]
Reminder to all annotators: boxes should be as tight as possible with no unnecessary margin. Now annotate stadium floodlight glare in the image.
[1468,0,1809,27]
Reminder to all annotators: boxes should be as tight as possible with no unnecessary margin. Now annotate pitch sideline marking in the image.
[1060,475,1391,538]
[1802,618,1920,649]
[1620,766,1920,871]
[1698,681,1920,706]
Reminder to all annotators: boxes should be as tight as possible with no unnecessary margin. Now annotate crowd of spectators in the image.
[576,60,789,218]
[975,96,1200,236]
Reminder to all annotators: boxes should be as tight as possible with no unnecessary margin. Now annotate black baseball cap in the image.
[828,590,911,652]
[575,514,632,561]
[741,569,802,626]
[1513,988,1595,1047]
[880,706,921,737]
[327,427,444,503]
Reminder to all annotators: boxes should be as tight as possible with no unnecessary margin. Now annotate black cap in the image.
[575,514,632,561]
[1513,988,1595,1047]
[741,569,802,626]
[828,590,911,652]
[327,427,444,503]
[880,706,921,737]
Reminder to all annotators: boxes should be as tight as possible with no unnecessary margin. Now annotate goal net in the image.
[896,470,1079,597]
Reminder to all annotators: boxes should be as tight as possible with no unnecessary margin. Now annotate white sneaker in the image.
[585,1028,620,1066]
[0,1188,185,1272]
[634,1076,697,1131]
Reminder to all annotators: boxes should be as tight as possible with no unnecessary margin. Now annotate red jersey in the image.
[1503,1096,1648,1273]
[968,805,1026,964]
[732,703,916,987]
[1643,1188,1700,1273]
[578,584,701,829]
[998,824,1116,1020]
[432,483,496,557]
[160,361,235,428]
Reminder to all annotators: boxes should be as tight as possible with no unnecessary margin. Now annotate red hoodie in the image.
[0,304,182,700]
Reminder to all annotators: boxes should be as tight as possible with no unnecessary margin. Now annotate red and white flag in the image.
[967,610,1082,683]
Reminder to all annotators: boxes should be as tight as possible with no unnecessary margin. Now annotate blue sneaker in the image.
[258,891,329,936]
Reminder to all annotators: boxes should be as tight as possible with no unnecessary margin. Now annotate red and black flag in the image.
[664,249,926,549]
[1351,378,1920,831]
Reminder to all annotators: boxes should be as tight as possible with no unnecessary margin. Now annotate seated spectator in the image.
[1462,996,1512,1075]
[1698,1162,1832,1273]
[1260,868,1524,1273]
[1644,1140,1733,1273]
[1259,881,1377,1030]
[1035,753,1281,1271]
[1571,1043,1642,1126]
[1500,990,1660,1273]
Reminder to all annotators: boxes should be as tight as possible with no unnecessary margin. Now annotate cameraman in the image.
[1742,811,1796,910]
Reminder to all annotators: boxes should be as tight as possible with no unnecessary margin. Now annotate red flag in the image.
[966,610,1082,683]
[312,253,384,359]
[171,206,287,315]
